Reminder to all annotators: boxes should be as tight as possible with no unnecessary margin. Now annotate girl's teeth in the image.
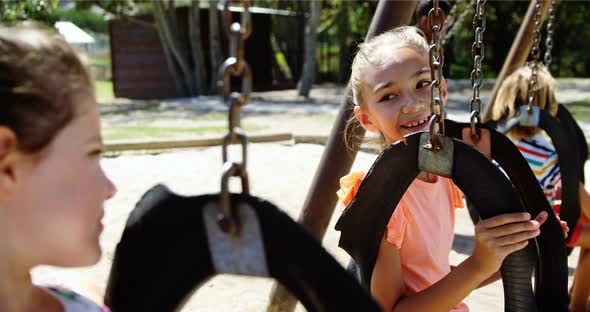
[404,117,427,128]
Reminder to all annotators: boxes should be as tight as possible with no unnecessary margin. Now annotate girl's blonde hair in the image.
[490,64,558,140]
[345,26,429,150]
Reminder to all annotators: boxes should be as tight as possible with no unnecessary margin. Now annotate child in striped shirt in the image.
[490,64,590,312]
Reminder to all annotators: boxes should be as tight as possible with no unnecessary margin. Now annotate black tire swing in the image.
[104,2,380,311]
[542,0,587,181]
[555,104,587,182]
[337,1,567,311]
[445,120,569,311]
[445,0,568,304]
[335,131,541,312]
[104,185,380,311]
[492,109,580,248]
[488,0,581,247]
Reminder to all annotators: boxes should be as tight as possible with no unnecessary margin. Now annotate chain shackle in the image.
[219,162,250,235]
[544,0,556,68]
[223,0,252,41]
[469,110,481,139]
[527,0,542,112]
[427,0,447,150]
[468,0,486,137]
[218,0,253,234]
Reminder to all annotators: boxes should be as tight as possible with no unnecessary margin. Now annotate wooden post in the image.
[266,1,418,311]
[482,0,551,121]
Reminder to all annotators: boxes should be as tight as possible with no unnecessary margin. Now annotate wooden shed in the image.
[109,6,303,99]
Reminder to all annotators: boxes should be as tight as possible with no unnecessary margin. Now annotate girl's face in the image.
[8,93,116,267]
[354,46,447,144]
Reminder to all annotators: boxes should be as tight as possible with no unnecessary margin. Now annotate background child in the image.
[338,26,549,312]
[490,64,590,312]
[0,24,116,311]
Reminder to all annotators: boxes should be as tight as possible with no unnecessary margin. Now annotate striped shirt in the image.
[511,133,561,206]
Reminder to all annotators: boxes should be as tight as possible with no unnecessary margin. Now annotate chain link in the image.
[544,0,556,68]
[527,0,542,112]
[426,0,446,150]
[468,0,486,137]
[218,0,252,235]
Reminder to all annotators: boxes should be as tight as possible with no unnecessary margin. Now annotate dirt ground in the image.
[32,82,590,311]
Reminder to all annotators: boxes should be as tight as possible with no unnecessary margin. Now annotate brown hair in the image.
[0,23,93,153]
[344,26,429,150]
[490,64,558,140]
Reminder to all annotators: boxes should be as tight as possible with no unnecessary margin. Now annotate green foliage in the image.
[551,2,590,77]
[74,0,151,18]
[58,8,107,33]
[0,0,60,26]
[314,1,590,81]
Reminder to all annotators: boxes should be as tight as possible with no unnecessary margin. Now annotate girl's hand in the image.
[471,211,547,275]
[555,215,569,238]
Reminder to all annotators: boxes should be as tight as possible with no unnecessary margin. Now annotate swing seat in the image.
[105,184,380,312]
[495,107,581,247]
[336,131,566,312]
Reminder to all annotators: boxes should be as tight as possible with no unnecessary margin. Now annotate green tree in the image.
[0,0,60,26]
[58,8,108,33]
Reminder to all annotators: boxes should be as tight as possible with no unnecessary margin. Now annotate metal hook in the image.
[470,110,481,140]
[219,162,250,235]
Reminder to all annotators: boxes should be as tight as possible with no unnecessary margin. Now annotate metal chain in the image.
[544,0,556,68]
[442,0,474,48]
[527,0,542,112]
[468,0,486,137]
[426,0,446,151]
[218,0,252,235]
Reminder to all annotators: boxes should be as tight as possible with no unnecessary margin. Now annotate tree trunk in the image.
[153,0,197,96]
[208,0,224,94]
[153,3,186,96]
[189,0,207,95]
[297,0,322,97]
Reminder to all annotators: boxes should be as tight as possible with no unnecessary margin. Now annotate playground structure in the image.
[28,0,590,311]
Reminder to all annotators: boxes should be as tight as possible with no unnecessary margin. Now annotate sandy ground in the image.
[31,81,590,311]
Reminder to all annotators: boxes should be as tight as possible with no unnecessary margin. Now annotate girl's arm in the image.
[477,271,502,288]
[451,266,502,288]
[372,239,490,312]
[371,237,405,312]
[372,212,546,312]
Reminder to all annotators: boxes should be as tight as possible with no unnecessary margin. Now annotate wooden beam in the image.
[103,133,293,152]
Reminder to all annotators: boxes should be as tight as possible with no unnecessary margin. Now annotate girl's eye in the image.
[89,149,103,157]
[417,80,432,89]
[379,93,397,102]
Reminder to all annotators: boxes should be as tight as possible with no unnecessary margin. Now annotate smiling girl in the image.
[337,26,549,312]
